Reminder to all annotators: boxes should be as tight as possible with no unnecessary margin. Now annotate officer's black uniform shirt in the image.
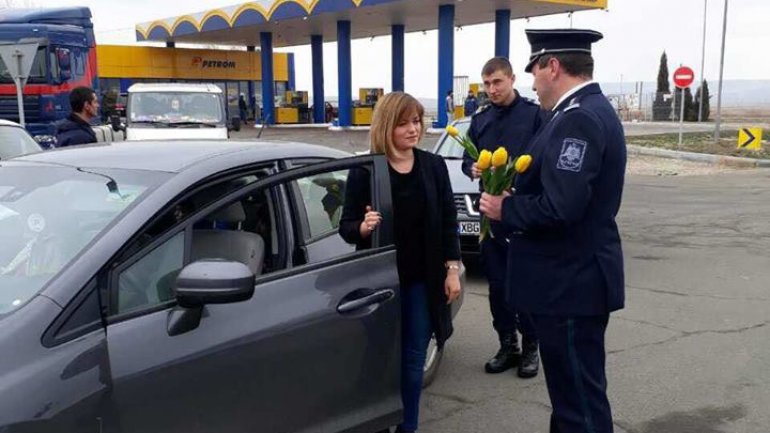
[461,90,544,189]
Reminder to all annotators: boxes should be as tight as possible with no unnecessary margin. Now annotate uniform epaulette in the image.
[563,97,581,112]
[473,104,491,116]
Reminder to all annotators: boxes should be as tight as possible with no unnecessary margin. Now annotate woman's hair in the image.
[369,92,425,158]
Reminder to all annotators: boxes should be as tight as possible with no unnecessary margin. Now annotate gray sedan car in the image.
[432,118,482,257]
[0,140,461,433]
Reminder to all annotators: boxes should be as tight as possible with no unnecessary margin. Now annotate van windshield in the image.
[129,91,224,125]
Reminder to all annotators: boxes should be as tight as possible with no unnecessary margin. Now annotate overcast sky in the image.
[37,0,770,98]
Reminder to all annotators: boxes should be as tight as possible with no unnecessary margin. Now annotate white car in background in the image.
[0,119,42,160]
[125,83,230,140]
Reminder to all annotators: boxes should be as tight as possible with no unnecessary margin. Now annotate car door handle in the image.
[337,289,395,314]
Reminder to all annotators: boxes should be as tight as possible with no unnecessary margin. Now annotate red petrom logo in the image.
[191,56,236,69]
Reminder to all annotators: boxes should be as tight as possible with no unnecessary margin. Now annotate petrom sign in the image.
[192,56,236,69]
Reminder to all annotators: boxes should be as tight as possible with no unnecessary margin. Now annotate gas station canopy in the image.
[136,0,607,46]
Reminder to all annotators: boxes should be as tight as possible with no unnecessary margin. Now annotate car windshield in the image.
[0,166,168,315]
[435,120,471,158]
[0,126,42,160]
[129,91,224,125]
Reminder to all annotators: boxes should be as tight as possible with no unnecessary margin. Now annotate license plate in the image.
[458,221,480,235]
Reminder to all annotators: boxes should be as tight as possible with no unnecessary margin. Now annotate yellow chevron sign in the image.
[737,128,763,150]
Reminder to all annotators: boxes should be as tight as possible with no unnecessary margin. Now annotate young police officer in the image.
[480,30,626,433]
[461,57,542,378]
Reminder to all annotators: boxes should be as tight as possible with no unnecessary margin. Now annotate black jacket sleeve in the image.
[435,155,461,261]
[338,166,373,249]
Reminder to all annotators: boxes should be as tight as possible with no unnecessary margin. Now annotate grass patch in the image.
[628,130,770,159]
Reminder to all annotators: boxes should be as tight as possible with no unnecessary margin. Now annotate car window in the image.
[435,120,471,158]
[117,232,184,314]
[295,169,349,239]
[0,166,168,315]
[112,171,279,316]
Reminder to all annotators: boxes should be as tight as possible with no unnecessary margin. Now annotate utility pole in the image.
[714,0,728,143]
[698,0,707,122]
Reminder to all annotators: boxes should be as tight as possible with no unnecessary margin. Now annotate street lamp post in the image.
[714,0,728,143]
[698,0,707,122]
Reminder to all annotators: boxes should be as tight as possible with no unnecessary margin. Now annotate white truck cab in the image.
[126,83,229,140]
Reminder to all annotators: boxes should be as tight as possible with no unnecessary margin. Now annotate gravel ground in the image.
[626,155,747,176]
[231,126,749,177]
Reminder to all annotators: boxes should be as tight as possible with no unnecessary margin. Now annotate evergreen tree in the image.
[653,51,672,121]
[672,87,697,122]
[694,80,711,122]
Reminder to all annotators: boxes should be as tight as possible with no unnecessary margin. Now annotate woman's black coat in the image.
[339,149,461,348]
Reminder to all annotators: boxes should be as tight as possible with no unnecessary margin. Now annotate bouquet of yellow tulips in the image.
[446,125,533,242]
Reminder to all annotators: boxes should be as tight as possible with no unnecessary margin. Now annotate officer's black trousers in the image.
[532,314,613,433]
[480,236,536,341]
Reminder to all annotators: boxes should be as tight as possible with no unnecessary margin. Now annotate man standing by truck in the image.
[55,86,99,147]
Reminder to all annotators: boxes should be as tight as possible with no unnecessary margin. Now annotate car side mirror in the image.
[167,260,255,336]
[110,114,125,132]
[228,116,242,132]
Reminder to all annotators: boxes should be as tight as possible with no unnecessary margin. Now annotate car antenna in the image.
[77,168,125,199]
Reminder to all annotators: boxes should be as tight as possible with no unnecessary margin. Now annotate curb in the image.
[626,144,770,169]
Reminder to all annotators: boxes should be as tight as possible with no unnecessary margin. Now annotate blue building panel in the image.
[147,26,171,40]
[173,21,198,37]
[232,9,267,27]
[310,0,356,15]
[201,15,230,32]
[358,0,401,6]
[271,2,308,20]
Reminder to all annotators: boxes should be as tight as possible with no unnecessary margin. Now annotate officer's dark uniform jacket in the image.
[501,82,626,316]
[461,90,542,185]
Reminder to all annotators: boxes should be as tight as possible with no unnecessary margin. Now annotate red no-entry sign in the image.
[673,66,695,89]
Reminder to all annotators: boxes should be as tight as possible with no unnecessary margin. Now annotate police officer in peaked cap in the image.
[480,29,627,433]
[461,57,543,379]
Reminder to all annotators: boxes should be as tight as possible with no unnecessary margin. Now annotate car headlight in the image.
[33,135,57,149]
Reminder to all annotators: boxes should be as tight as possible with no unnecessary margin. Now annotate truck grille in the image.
[454,193,480,216]
[0,95,40,123]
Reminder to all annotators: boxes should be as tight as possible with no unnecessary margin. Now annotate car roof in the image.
[0,119,24,128]
[12,140,349,173]
[127,83,223,93]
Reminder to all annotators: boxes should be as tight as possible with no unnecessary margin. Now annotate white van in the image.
[126,83,229,140]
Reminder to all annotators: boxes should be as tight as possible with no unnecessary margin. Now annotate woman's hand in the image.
[358,205,382,238]
[444,269,462,304]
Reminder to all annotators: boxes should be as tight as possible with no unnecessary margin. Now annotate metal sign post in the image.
[673,66,695,149]
[0,43,39,127]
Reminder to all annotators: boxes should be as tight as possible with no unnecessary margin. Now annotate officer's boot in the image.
[517,339,539,378]
[484,331,520,374]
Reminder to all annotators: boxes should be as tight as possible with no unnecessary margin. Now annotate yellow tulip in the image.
[491,147,508,168]
[446,125,460,137]
[515,154,533,173]
[477,150,492,170]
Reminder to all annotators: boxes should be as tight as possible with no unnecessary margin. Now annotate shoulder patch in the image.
[556,138,587,172]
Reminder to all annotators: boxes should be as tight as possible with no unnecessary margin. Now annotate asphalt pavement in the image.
[421,169,770,433]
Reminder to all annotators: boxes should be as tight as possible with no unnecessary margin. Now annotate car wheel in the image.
[422,334,443,388]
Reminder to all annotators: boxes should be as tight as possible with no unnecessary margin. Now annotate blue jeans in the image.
[399,282,432,432]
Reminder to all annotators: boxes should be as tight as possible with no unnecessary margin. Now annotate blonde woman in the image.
[339,92,462,433]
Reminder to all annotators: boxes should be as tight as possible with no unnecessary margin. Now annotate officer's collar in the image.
[552,80,595,112]
[491,89,522,112]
